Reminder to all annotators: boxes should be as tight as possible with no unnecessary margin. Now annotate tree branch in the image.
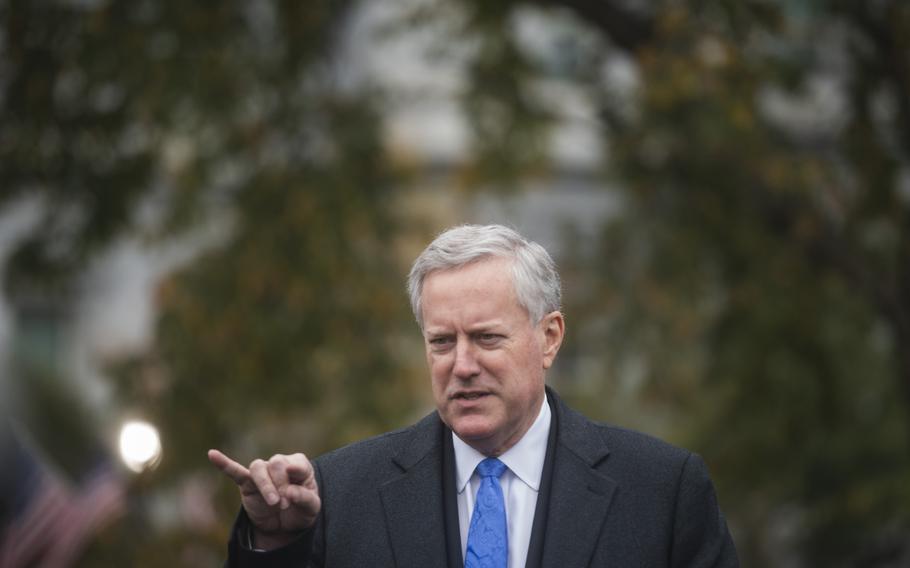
[530,0,654,52]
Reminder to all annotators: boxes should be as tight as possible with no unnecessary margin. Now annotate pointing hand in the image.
[208,449,321,550]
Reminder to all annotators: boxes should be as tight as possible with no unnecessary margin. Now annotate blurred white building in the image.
[0,0,617,458]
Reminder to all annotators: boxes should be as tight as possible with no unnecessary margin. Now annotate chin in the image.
[449,416,498,444]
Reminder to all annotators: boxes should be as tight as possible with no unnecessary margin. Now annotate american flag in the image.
[0,427,126,568]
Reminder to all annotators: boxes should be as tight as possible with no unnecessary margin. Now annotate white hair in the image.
[407,224,561,329]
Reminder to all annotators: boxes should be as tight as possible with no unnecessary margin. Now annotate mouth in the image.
[450,391,491,401]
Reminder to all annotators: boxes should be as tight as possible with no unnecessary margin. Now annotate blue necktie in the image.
[465,457,508,568]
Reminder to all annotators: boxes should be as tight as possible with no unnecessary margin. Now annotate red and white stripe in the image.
[0,467,125,568]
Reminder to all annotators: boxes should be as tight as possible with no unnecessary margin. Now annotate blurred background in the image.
[1,0,908,566]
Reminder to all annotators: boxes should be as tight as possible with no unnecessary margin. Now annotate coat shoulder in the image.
[597,422,693,484]
[313,411,440,477]
[597,421,691,462]
[558,400,693,486]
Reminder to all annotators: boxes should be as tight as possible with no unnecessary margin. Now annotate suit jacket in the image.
[228,389,738,567]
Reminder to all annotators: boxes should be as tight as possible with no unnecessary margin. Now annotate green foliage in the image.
[552,1,910,564]
[461,13,555,187]
[0,0,353,290]
[6,0,910,565]
[2,0,429,564]
[447,0,910,564]
[134,127,422,478]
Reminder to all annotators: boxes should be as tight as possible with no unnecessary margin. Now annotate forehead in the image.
[421,258,524,321]
[423,256,513,294]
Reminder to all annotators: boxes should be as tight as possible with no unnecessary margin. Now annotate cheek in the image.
[428,355,451,385]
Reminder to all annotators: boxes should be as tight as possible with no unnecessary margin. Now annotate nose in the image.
[452,339,480,380]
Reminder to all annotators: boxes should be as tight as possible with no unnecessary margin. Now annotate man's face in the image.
[420,257,564,456]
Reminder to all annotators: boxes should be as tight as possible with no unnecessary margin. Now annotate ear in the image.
[540,311,565,370]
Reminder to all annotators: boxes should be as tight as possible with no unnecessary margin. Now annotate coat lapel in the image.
[378,413,450,568]
[540,393,618,567]
[377,393,618,567]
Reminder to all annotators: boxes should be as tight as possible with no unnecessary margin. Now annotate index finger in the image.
[208,448,250,485]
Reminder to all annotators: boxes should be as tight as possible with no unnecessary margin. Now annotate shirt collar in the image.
[452,396,551,493]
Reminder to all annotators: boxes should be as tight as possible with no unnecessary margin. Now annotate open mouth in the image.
[452,391,490,401]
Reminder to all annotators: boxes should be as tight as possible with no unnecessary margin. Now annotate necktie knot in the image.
[476,457,507,479]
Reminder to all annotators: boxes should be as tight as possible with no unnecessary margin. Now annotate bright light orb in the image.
[119,421,162,472]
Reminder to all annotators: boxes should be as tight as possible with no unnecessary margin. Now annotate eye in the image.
[476,333,503,346]
[428,336,454,350]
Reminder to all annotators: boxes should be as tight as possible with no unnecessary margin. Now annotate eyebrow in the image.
[466,321,505,332]
[423,329,453,340]
[423,321,505,336]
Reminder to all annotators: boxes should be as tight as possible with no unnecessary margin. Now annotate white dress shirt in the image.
[453,397,551,568]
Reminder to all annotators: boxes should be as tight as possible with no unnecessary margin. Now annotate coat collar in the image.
[550,386,612,467]
[539,387,619,567]
[379,412,450,567]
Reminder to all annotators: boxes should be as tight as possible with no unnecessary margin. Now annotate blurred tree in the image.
[7,0,910,565]
[1,0,430,565]
[443,0,910,564]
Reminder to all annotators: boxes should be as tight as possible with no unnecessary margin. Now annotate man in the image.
[209,224,738,567]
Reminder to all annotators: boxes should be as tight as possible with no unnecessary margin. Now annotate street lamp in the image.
[118,420,162,472]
